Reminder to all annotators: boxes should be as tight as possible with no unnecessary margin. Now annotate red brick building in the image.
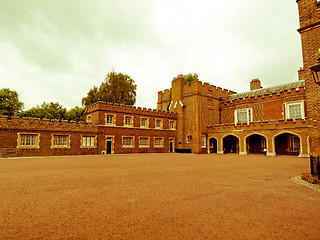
[158,77,310,157]
[296,0,320,175]
[0,0,318,159]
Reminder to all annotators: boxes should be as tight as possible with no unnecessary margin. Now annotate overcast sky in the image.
[0,0,303,110]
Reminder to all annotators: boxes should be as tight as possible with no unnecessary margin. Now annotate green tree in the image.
[182,73,199,84]
[65,106,85,122]
[0,88,24,116]
[20,102,67,120]
[81,86,100,107]
[82,70,137,107]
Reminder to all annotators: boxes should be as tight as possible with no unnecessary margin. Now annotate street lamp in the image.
[310,57,320,86]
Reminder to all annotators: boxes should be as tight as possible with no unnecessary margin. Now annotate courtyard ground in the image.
[0,153,319,240]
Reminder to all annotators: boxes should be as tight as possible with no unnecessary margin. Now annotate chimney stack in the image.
[250,78,262,90]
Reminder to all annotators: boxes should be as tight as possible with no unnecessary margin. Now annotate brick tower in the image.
[296,0,320,175]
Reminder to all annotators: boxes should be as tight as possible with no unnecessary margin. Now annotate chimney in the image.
[250,78,262,90]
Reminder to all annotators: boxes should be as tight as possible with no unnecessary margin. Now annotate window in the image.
[154,138,163,147]
[289,136,300,152]
[82,136,95,147]
[201,136,206,148]
[86,115,92,123]
[208,99,213,107]
[169,121,175,129]
[139,137,149,147]
[124,116,133,127]
[234,108,253,125]
[285,101,305,120]
[123,137,134,147]
[53,135,69,147]
[106,114,116,125]
[155,119,162,129]
[19,134,38,147]
[141,118,148,128]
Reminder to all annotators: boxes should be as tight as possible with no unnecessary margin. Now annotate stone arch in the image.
[273,131,302,156]
[222,134,240,154]
[245,133,268,154]
[208,137,218,153]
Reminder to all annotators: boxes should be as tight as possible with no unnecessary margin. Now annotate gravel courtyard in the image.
[0,153,319,240]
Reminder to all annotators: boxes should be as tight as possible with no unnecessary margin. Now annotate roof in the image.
[227,80,305,102]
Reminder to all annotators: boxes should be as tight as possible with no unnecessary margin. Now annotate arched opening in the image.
[246,134,267,154]
[275,133,300,156]
[209,138,217,153]
[223,135,239,154]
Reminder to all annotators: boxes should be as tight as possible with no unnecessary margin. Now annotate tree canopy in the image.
[182,73,199,84]
[82,70,137,107]
[19,103,85,122]
[0,88,24,116]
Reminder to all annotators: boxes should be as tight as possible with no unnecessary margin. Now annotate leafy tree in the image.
[82,70,137,107]
[81,86,100,107]
[65,106,85,122]
[182,73,199,84]
[20,102,67,120]
[0,88,24,116]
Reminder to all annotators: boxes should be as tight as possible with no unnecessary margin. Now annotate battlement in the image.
[183,80,237,100]
[85,101,178,118]
[0,115,98,132]
[206,118,309,131]
[222,81,306,107]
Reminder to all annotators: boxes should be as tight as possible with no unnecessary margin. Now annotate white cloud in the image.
[0,0,303,110]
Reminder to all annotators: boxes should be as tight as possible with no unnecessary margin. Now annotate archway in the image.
[275,133,300,156]
[246,134,267,154]
[223,135,239,154]
[209,138,217,153]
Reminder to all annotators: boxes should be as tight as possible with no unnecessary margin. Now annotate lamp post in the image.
[310,57,320,86]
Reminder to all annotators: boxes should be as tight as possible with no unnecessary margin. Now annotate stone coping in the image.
[291,176,320,192]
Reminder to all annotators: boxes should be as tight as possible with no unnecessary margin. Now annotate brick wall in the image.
[0,116,101,157]
[297,0,320,160]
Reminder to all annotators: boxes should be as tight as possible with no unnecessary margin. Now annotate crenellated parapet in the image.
[85,101,178,118]
[222,81,306,107]
[206,118,309,132]
[183,80,237,100]
[0,115,98,132]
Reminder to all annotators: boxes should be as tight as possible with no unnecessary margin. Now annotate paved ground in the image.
[0,153,319,240]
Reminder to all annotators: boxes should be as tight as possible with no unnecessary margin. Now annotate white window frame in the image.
[139,137,150,147]
[289,136,300,152]
[201,136,206,148]
[19,133,39,147]
[106,114,116,126]
[155,119,163,129]
[82,136,95,147]
[140,117,149,128]
[122,136,134,147]
[53,135,69,148]
[234,108,253,125]
[285,101,305,120]
[124,116,133,127]
[154,137,163,148]
[169,120,176,130]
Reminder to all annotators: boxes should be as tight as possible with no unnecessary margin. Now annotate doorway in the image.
[106,138,113,154]
[223,135,239,154]
[170,139,174,153]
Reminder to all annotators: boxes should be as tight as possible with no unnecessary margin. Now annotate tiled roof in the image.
[227,80,305,101]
